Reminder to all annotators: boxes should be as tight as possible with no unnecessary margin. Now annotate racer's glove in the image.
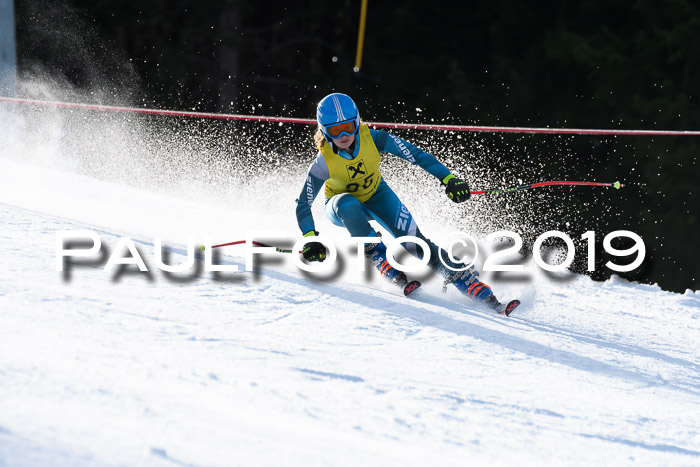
[442,174,471,203]
[301,231,326,262]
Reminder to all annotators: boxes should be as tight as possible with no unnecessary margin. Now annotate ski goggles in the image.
[324,119,357,139]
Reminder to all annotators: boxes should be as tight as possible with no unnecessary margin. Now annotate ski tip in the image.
[499,299,521,317]
[403,280,421,296]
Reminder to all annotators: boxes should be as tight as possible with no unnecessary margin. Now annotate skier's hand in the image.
[302,231,326,262]
[442,174,471,202]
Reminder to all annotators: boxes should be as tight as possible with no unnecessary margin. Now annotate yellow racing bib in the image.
[320,124,382,202]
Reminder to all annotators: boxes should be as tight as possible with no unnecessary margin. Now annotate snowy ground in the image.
[1,131,699,466]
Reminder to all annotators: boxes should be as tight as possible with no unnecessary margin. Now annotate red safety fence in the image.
[2,95,699,136]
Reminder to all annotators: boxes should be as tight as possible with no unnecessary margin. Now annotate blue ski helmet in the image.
[316,93,360,142]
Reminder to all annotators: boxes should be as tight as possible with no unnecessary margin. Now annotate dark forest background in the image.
[13,0,699,293]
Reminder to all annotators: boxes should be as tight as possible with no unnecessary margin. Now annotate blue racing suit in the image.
[295,128,455,272]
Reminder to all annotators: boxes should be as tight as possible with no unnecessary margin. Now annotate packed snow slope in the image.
[1,114,699,467]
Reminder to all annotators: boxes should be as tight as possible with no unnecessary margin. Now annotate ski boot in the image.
[365,240,421,296]
[443,266,520,316]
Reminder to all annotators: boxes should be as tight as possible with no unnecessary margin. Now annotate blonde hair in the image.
[314,126,325,149]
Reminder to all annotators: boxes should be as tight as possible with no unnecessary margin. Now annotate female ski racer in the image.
[294,93,518,315]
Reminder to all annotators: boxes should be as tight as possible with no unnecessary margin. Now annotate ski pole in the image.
[470,180,623,195]
[202,181,622,250]
[199,240,295,253]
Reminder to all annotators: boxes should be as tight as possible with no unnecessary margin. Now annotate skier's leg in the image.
[364,183,495,302]
[325,193,374,237]
[325,193,408,286]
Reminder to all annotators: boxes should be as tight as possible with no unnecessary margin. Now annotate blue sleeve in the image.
[295,173,326,235]
[371,129,451,181]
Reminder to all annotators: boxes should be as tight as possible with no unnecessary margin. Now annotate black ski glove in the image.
[442,174,471,202]
[302,231,327,262]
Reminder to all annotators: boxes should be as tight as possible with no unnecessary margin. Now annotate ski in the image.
[484,295,521,316]
[497,299,521,317]
[392,271,421,296]
[402,280,421,296]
